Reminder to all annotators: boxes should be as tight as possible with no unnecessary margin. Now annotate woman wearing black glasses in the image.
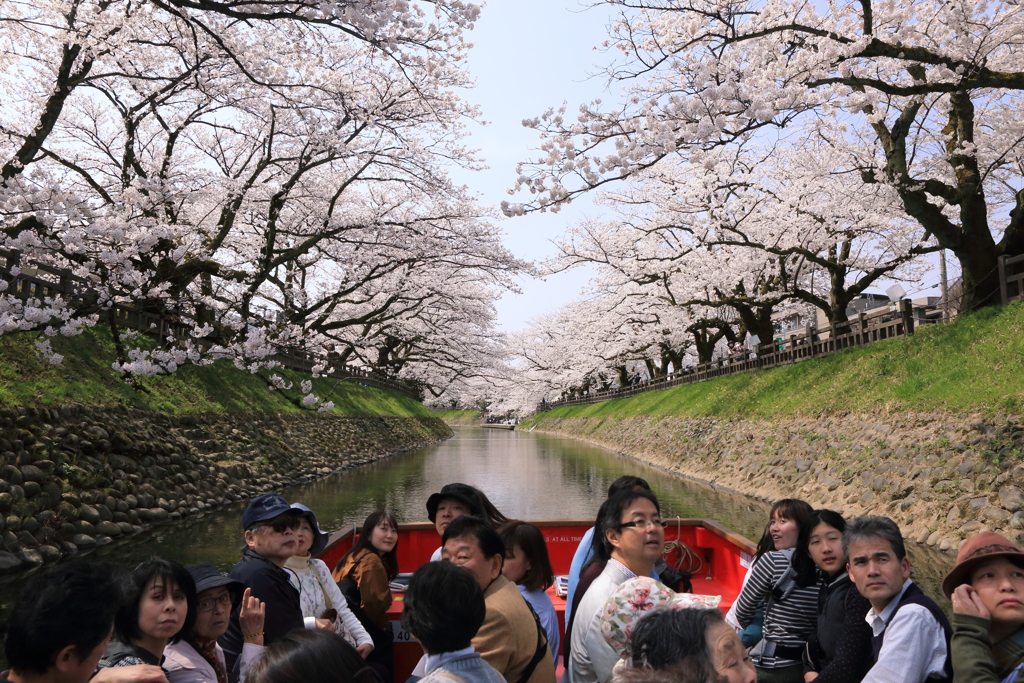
[164,563,266,683]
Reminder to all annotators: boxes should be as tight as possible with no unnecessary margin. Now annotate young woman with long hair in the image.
[333,510,400,681]
[731,498,817,683]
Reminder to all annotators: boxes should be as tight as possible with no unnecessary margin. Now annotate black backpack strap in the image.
[336,551,365,612]
[517,598,550,683]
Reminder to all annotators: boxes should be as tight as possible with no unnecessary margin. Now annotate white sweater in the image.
[284,554,373,649]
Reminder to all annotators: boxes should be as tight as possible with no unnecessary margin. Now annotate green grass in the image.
[521,302,1024,425]
[0,327,430,417]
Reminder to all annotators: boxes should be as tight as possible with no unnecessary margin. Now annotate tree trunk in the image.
[952,241,1002,312]
[731,304,775,357]
[692,328,724,364]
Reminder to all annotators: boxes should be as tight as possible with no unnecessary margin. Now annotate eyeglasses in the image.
[619,519,665,531]
[197,593,233,612]
[256,517,301,534]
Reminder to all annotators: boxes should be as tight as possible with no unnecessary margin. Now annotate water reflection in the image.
[0,427,953,614]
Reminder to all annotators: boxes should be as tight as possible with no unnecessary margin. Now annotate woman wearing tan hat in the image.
[943,531,1024,683]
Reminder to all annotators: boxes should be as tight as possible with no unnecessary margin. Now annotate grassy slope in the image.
[0,328,431,417]
[522,302,1024,425]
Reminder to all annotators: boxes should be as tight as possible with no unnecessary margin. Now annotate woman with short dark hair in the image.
[98,559,196,669]
[499,521,560,660]
[243,629,377,683]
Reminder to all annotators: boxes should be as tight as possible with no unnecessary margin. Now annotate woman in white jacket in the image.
[284,503,374,657]
[163,563,266,683]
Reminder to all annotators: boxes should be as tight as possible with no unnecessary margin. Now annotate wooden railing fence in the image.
[999,255,1024,306]
[0,248,420,400]
[540,299,938,410]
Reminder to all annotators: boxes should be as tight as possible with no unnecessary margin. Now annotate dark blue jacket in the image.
[804,572,873,683]
[219,549,304,674]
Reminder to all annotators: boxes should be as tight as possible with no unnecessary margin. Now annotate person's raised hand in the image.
[91,665,169,683]
[240,587,266,647]
[952,584,990,619]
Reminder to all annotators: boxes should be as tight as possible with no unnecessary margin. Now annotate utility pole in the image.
[939,250,949,321]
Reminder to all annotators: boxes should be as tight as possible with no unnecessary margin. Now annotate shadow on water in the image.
[0,426,955,638]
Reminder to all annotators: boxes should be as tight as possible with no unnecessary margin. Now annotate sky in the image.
[452,1,947,332]
[449,0,619,331]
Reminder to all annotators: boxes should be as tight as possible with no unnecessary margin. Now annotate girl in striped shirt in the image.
[734,499,818,683]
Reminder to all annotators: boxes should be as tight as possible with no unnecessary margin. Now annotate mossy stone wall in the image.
[0,405,450,573]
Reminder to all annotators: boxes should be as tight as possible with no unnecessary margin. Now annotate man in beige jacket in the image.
[442,515,556,683]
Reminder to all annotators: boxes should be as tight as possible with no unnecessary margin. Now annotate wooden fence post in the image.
[858,312,868,345]
[999,255,1009,306]
[899,299,915,335]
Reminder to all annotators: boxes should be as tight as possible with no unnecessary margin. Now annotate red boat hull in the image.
[318,518,755,683]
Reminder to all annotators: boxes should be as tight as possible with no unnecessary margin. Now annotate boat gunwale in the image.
[319,517,756,560]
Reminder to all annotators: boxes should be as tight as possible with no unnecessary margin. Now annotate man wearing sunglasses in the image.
[220,494,309,676]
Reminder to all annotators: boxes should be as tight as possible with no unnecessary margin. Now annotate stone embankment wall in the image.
[0,405,451,573]
[530,412,1024,553]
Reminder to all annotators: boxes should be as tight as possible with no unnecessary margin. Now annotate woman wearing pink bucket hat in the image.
[943,531,1024,683]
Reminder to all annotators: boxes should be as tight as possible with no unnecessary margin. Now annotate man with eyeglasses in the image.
[219,493,311,676]
[569,489,665,683]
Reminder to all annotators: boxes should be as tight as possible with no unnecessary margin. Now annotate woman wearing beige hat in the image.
[943,531,1024,683]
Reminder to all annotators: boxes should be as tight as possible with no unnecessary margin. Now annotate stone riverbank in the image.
[528,412,1024,554]
[0,405,451,573]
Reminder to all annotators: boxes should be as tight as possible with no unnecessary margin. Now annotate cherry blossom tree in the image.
[506,0,1024,312]
[505,284,703,404]
[0,0,523,403]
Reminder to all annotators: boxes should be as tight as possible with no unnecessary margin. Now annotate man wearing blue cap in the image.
[219,493,309,675]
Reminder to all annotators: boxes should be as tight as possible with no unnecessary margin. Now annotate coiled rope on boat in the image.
[663,518,703,575]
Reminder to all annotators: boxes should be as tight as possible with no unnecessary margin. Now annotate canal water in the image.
[0,427,955,620]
